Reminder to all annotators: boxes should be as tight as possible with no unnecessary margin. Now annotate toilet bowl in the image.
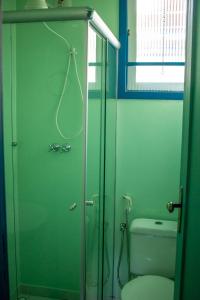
[121,219,177,300]
[122,275,174,300]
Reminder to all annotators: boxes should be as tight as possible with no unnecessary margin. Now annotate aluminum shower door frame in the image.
[0,1,10,299]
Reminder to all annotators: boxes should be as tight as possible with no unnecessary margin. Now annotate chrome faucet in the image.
[49,143,71,153]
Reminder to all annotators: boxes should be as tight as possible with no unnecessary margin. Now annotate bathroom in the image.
[0,0,200,300]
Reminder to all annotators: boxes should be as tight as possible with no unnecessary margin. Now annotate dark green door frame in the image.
[0,1,10,299]
[175,0,200,299]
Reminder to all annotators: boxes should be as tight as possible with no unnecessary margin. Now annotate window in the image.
[88,26,97,84]
[88,26,103,98]
[119,0,187,99]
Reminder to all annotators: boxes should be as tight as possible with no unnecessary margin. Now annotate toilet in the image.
[121,218,177,300]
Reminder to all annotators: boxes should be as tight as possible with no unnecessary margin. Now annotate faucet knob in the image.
[49,143,61,152]
[61,144,71,152]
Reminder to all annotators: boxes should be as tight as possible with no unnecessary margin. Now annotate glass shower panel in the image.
[85,26,106,300]
[103,43,118,300]
[3,20,87,300]
[3,23,18,300]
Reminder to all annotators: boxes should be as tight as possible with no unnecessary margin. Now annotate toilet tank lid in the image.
[130,218,177,238]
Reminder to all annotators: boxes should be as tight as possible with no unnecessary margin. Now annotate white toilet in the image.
[121,218,177,300]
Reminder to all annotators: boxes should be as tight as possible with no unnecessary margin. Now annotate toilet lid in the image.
[121,275,174,300]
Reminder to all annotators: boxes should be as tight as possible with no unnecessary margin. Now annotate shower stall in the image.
[2,7,119,300]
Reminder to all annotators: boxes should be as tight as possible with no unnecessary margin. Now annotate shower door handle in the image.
[69,203,77,211]
[85,200,94,207]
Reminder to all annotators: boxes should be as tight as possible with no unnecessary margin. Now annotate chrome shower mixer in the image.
[49,143,71,153]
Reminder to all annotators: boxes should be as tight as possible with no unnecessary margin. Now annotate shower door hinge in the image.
[12,141,18,147]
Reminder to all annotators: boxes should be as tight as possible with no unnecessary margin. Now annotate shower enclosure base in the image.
[19,296,59,300]
[19,284,79,300]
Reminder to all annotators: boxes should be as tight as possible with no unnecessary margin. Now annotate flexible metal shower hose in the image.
[117,209,131,289]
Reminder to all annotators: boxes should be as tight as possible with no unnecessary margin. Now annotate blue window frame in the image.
[118,0,187,100]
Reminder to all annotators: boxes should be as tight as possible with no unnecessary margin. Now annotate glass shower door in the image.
[85,26,106,300]
[3,20,88,300]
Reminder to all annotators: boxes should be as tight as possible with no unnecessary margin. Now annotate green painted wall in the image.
[116,100,183,221]
[2,0,16,10]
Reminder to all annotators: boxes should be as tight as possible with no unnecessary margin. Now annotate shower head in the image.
[25,0,48,9]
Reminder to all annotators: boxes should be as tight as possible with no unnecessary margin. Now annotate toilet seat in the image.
[121,275,174,300]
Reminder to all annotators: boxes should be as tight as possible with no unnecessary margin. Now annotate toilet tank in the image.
[130,218,177,278]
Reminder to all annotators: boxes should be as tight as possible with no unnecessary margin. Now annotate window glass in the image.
[88,26,97,83]
[127,0,187,92]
